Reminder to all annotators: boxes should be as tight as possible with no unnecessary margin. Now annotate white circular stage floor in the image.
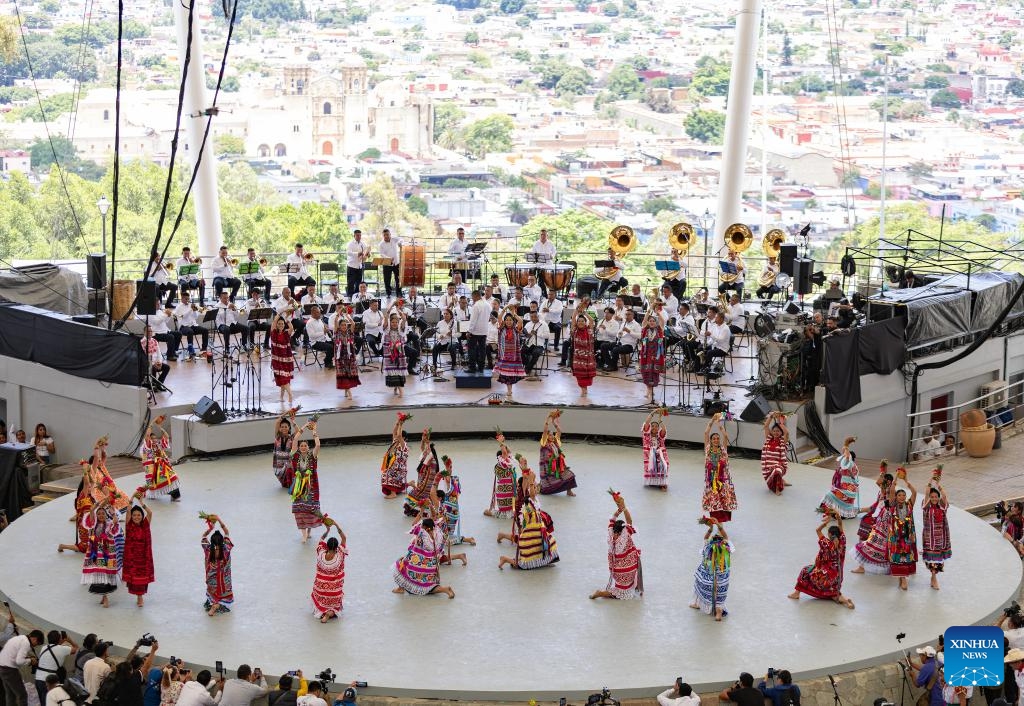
[0,440,1018,700]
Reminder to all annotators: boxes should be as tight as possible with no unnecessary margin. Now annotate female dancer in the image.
[440,462,475,547]
[333,315,360,399]
[58,470,94,554]
[81,496,124,607]
[857,461,894,540]
[690,517,732,621]
[382,306,408,397]
[921,468,951,590]
[760,411,789,495]
[888,469,918,590]
[818,437,860,518]
[485,431,517,518]
[851,478,895,576]
[642,408,669,490]
[788,509,854,608]
[89,437,129,511]
[381,412,411,498]
[432,467,469,567]
[122,497,155,607]
[290,421,323,542]
[571,311,597,397]
[141,417,180,501]
[590,491,642,600]
[270,313,296,406]
[311,517,348,622]
[494,305,525,399]
[392,515,455,599]
[638,310,664,405]
[539,410,577,496]
[273,408,299,490]
[498,497,559,570]
[403,428,441,516]
[200,514,233,616]
[702,414,737,522]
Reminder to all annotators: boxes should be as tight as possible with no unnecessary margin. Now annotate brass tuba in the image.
[721,223,752,283]
[668,222,695,255]
[609,224,636,255]
[762,228,786,259]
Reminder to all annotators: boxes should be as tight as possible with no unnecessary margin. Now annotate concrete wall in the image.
[0,354,150,463]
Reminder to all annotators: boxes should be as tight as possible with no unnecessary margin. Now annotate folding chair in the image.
[319,262,340,293]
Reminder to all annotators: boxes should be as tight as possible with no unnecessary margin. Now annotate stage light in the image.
[809,271,827,287]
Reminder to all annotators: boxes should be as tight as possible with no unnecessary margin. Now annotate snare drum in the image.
[505,264,533,288]
[540,264,574,293]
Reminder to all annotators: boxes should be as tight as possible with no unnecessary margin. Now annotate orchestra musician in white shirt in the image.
[604,308,641,372]
[595,246,627,300]
[241,290,271,350]
[529,228,557,296]
[522,309,552,374]
[211,245,242,302]
[717,249,745,299]
[241,247,272,301]
[146,253,177,307]
[488,273,507,303]
[699,310,731,373]
[660,284,680,322]
[523,275,542,304]
[359,299,385,357]
[149,305,182,361]
[404,286,428,335]
[304,305,333,365]
[439,283,459,311]
[378,228,402,298]
[286,243,316,292]
[272,287,305,346]
[350,282,371,309]
[300,289,324,308]
[431,308,460,372]
[725,294,747,343]
[541,290,564,350]
[213,291,244,350]
[346,230,371,298]
[594,307,621,371]
[173,292,209,358]
[323,284,344,310]
[451,272,470,299]
[175,246,206,306]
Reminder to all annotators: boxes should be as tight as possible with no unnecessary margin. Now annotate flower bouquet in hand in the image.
[397,412,413,423]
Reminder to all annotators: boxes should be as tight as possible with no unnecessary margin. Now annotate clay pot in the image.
[960,408,986,429]
[961,423,996,458]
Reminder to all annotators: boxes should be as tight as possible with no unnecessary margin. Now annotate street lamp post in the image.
[698,208,715,291]
[96,196,110,254]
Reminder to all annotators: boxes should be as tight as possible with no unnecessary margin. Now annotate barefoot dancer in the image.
[270,313,296,406]
[888,467,918,591]
[403,428,441,517]
[311,516,348,622]
[498,497,559,570]
[702,414,737,522]
[921,467,951,591]
[590,491,642,600]
[141,417,181,501]
[818,437,860,519]
[121,495,155,608]
[439,459,475,547]
[392,515,455,599]
[290,420,324,543]
[81,496,123,608]
[58,470,94,554]
[760,411,789,495]
[690,517,731,621]
[642,409,669,490]
[381,413,411,498]
[200,514,233,616]
[539,410,577,496]
[788,509,854,609]
[273,408,300,489]
[857,461,894,541]
[485,431,517,518]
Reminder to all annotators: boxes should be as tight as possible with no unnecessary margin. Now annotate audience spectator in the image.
[219,665,269,706]
[1004,649,1024,705]
[34,630,78,705]
[0,629,44,706]
[158,663,190,706]
[334,687,358,706]
[31,425,55,465]
[73,634,98,682]
[13,431,25,445]
[43,675,70,706]
[909,646,943,706]
[758,670,800,706]
[657,678,700,706]
[0,614,15,650]
[296,682,327,706]
[1003,503,1024,558]
[719,672,763,706]
[83,642,113,704]
[1000,613,1024,651]
[912,428,942,461]
[175,671,223,706]
[268,673,307,706]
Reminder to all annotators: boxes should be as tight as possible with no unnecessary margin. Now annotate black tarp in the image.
[0,446,32,522]
[0,304,143,386]
[823,329,862,414]
[924,272,1024,332]
[870,287,972,348]
[858,318,906,375]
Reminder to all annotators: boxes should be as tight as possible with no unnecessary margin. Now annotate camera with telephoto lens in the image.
[1005,601,1022,618]
[997,501,1009,522]
[317,668,336,684]
[137,633,156,647]
[585,688,618,706]
[767,668,777,679]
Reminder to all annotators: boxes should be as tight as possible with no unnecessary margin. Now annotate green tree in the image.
[1007,79,1024,98]
[214,134,246,156]
[499,0,525,12]
[644,87,674,113]
[406,194,428,216]
[358,173,434,244]
[601,2,619,15]
[925,63,953,73]
[923,74,949,89]
[684,108,725,144]
[462,114,514,158]
[628,56,649,71]
[463,30,480,45]
[974,213,998,231]
[781,30,793,66]
[640,196,675,215]
[691,56,730,97]
[605,62,640,99]
[29,136,76,169]
[511,49,530,62]
[555,66,593,97]
[433,103,465,144]
[507,198,529,224]
[533,56,572,89]
[999,30,1016,50]
[518,209,612,253]
[4,93,74,123]
[930,89,961,109]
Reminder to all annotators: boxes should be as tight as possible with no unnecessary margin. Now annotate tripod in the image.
[827,675,843,706]
[897,659,915,706]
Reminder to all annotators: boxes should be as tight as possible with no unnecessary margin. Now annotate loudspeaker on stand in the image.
[193,396,227,424]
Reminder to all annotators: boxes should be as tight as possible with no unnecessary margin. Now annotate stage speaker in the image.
[88,288,107,316]
[136,280,158,316]
[794,258,815,295]
[454,371,492,389]
[87,253,106,290]
[779,244,798,276]
[193,396,227,424]
[740,394,772,423]
[576,276,599,300]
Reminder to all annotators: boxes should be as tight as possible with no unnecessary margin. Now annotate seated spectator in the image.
[14,430,26,444]
[32,424,56,465]
[657,678,700,706]
[175,670,225,706]
[758,670,801,706]
[719,672,763,706]
[219,665,269,706]
[912,429,941,461]
[940,434,957,456]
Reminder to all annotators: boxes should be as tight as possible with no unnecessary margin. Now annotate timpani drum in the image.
[505,264,533,288]
[540,264,574,294]
[399,244,426,288]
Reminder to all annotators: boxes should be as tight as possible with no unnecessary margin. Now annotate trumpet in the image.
[303,253,315,262]
[164,262,175,271]
[230,257,239,267]
[191,256,204,264]
[258,257,268,266]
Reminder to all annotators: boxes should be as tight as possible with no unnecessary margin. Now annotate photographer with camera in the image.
[34,630,78,706]
[656,678,699,706]
[758,670,800,706]
[908,646,943,706]
[718,673,762,706]
[219,665,269,706]
[0,629,43,706]
[998,603,1024,651]
[297,682,327,706]
[269,672,308,706]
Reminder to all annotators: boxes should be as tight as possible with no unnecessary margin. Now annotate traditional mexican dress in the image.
[122,517,154,596]
[142,436,180,498]
[642,424,669,488]
[334,331,360,390]
[290,452,323,531]
[273,432,294,489]
[888,501,918,577]
[490,454,517,519]
[88,459,130,511]
[393,522,443,594]
[403,443,441,516]
[571,325,597,388]
[819,454,860,519]
[793,533,846,599]
[383,328,407,388]
[380,438,409,496]
[853,499,894,574]
[311,540,348,618]
[692,535,732,615]
[494,325,526,385]
[513,501,559,569]
[442,475,469,545]
[760,435,788,494]
[81,505,123,595]
[70,484,95,552]
[638,326,664,388]
[921,499,951,572]
[858,487,887,540]
[539,429,577,495]
[270,329,294,387]
[702,445,737,522]
[605,521,642,599]
[202,536,234,613]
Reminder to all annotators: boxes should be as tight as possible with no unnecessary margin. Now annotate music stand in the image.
[594,259,615,269]
[719,261,738,277]
[656,260,681,275]
[622,295,644,310]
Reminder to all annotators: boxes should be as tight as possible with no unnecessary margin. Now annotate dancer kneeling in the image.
[392,512,455,599]
[788,509,854,608]
[590,490,642,600]
[311,516,348,622]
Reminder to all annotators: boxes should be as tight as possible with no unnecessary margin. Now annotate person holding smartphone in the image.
[218,665,269,706]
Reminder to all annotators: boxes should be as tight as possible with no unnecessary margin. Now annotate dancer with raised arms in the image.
[818,437,860,518]
[702,414,737,522]
[690,517,732,621]
[539,410,577,496]
[403,428,441,517]
[921,466,951,590]
[290,419,324,543]
[788,509,854,609]
[381,413,411,499]
[485,430,517,519]
[121,494,155,608]
[760,411,789,495]
[641,408,669,490]
[590,490,642,600]
[888,467,918,591]
[273,408,300,490]
[199,513,233,616]
[311,515,348,622]
[141,416,180,502]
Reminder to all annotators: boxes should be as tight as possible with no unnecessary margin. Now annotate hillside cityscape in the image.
[0,0,1021,270]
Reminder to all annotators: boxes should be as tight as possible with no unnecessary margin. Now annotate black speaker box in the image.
[87,253,107,290]
[88,289,107,315]
[794,258,815,295]
[454,371,492,389]
[136,280,159,316]
[193,396,227,424]
[740,394,772,423]
[779,244,798,276]
[576,277,599,300]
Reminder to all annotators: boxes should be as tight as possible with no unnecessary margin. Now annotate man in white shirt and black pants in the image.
[529,228,556,297]
[467,290,491,374]
[211,246,241,302]
[147,254,177,307]
[522,310,551,374]
[378,229,401,299]
[0,629,43,706]
[346,231,368,299]
[286,244,316,293]
[304,306,333,367]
